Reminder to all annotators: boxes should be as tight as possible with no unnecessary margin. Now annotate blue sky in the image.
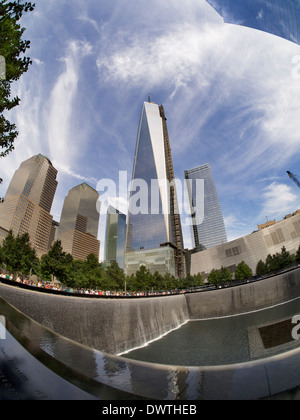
[1,0,300,259]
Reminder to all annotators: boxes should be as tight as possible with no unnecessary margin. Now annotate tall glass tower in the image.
[105,206,127,269]
[0,154,58,257]
[206,0,300,45]
[185,164,227,250]
[125,101,185,278]
[58,183,100,261]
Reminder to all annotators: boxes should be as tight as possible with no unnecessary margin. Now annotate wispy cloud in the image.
[224,214,254,241]
[46,40,92,167]
[1,0,300,254]
[260,182,300,219]
[96,21,224,92]
[96,15,300,173]
[52,161,97,186]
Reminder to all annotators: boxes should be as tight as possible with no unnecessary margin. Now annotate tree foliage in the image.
[0,0,35,190]
[235,261,252,281]
[0,230,38,274]
[208,266,232,285]
[39,241,73,283]
[1,230,299,292]
[296,245,300,264]
[265,247,294,274]
[256,259,267,277]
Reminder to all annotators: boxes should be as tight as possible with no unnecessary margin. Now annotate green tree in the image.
[265,247,294,273]
[235,261,252,281]
[40,241,73,283]
[0,230,37,274]
[0,230,17,271]
[124,273,136,293]
[0,0,35,158]
[265,253,280,273]
[162,272,176,291]
[182,273,204,289]
[208,268,221,285]
[103,261,124,291]
[82,253,103,289]
[279,246,293,269]
[133,265,152,291]
[69,259,85,289]
[68,254,103,290]
[16,232,38,274]
[219,266,232,284]
[256,259,267,276]
[151,270,164,291]
[296,245,300,264]
[191,273,204,287]
[0,1,35,199]
[208,267,232,286]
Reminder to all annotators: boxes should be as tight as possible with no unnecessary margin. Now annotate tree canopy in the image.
[1,230,299,293]
[0,230,38,274]
[0,0,35,192]
[39,240,73,283]
[235,261,253,281]
[257,246,294,276]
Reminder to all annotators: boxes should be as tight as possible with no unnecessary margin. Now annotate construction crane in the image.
[287,171,300,189]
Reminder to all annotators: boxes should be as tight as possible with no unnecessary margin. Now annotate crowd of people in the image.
[0,272,188,298]
[2,266,298,298]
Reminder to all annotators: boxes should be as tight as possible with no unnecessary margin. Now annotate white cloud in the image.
[260,182,300,219]
[1,0,300,256]
[224,214,253,242]
[257,9,264,20]
[46,40,92,167]
[96,21,225,91]
[96,16,300,171]
[52,161,97,185]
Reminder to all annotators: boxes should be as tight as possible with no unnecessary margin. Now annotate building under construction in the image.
[124,101,186,278]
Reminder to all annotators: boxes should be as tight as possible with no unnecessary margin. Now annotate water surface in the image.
[124,298,300,366]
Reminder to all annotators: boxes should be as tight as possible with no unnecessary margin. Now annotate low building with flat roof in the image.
[191,211,300,278]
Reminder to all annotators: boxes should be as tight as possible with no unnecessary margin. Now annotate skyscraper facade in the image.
[185,164,227,250]
[125,101,186,277]
[105,206,126,269]
[206,0,300,45]
[58,183,100,261]
[0,154,58,257]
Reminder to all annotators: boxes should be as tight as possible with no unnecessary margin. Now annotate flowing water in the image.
[123,298,300,366]
[0,295,300,400]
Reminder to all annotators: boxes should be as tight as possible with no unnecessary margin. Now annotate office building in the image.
[125,101,186,277]
[206,0,300,45]
[58,183,100,260]
[185,164,227,250]
[0,226,9,244]
[105,206,126,269]
[0,154,58,257]
[48,220,59,248]
[191,210,300,278]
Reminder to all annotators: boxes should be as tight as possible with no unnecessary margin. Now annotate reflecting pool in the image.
[124,298,300,366]
[0,295,299,400]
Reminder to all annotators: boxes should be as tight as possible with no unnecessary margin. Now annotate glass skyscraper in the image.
[125,101,185,277]
[105,206,126,269]
[0,154,58,257]
[185,164,227,250]
[206,0,300,45]
[58,183,100,261]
